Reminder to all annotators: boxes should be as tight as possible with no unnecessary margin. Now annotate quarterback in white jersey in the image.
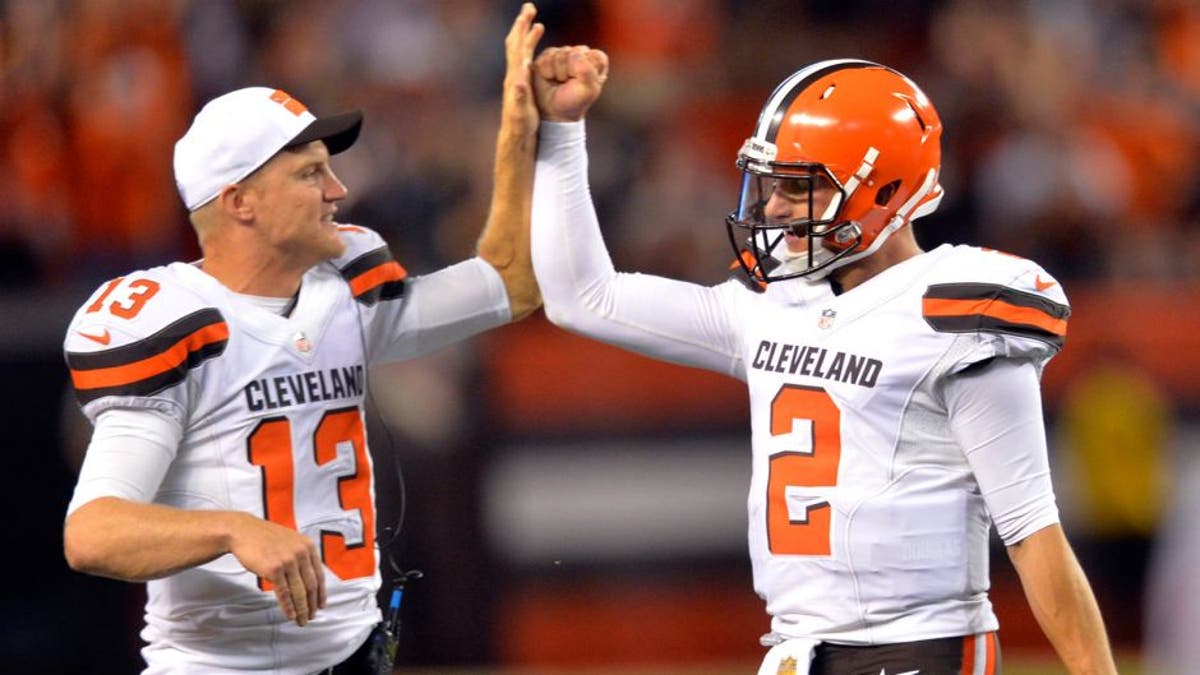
[62,7,547,673]
[528,51,1117,674]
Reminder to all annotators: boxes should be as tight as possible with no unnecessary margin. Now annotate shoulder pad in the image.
[329,224,408,306]
[921,246,1069,350]
[64,267,228,405]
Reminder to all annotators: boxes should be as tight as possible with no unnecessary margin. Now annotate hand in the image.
[532,45,609,122]
[502,3,545,137]
[228,513,327,627]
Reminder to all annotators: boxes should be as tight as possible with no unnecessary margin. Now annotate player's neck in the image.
[200,245,305,298]
[831,228,923,292]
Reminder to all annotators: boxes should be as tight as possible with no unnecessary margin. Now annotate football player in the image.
[61,4,544,673]
[528,48,1118,675]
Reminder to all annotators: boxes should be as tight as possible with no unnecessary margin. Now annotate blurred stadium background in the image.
[2,0,1197,673]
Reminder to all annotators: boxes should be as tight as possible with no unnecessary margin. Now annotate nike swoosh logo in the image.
[1034,275,1056,291]
[879,670,920,675]
[78,328,112,345]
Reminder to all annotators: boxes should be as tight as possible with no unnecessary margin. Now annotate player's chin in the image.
[317,226,347,259]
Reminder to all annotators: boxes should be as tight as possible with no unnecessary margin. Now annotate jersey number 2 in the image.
[767,385,842,556]
[247,408,376,589]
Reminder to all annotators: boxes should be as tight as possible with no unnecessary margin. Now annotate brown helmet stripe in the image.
[753,59,883,144]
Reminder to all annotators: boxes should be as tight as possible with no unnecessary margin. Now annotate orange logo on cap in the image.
[269,89,308,116]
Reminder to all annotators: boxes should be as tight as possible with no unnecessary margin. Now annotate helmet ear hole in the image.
[875,179,901,206]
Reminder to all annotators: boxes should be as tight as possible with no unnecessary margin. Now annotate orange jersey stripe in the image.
[348,260,407,298]
[71,322,230,390]
[922,296,1067,336]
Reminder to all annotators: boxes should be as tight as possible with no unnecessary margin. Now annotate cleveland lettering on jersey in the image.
[243,364,365,411]
[751,339,881,388]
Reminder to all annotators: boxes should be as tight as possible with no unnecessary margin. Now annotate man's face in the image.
[243,140,348,266]
[762,177,841,254]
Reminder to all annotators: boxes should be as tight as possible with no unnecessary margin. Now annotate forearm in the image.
[531,122,743,375]
[64,496,243,581]
[531,121,616,327]
[1007,524,1117,674]
[476,87,541,320]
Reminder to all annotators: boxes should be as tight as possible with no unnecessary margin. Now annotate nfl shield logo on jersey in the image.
[776,656,798,675]
[293,331,312,353]
[818,308,836,330]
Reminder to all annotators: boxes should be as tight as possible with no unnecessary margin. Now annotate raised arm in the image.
[528,45,744,376]
[474,3,544,321]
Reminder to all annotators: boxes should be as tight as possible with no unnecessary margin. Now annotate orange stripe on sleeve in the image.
[922,297,1067,336]
[349,260,407,297]
[70,322,229,390]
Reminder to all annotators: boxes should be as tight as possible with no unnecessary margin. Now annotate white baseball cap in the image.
[173,86,363,211]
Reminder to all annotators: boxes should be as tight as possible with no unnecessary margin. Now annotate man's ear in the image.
[216,183,255,223]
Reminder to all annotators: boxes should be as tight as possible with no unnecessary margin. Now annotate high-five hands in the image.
[532,44,609,122]
[503,3,545,138]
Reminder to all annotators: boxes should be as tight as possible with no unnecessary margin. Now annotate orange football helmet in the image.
[726,59,943,282]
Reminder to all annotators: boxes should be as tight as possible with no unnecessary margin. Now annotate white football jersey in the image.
[736,244,1068,644]
[532,121,1070,651]
[64,225,509,673]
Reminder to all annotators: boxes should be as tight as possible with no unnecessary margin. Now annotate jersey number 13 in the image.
[248,407,376,589]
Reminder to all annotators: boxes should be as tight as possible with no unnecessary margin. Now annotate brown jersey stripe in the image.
[340,246,408,305]
[69,322,228,392]
[67,308,227,371]
[924,296,1068,335]
[923,283,1069,347]
[924,282,1069,317]
[67,309,228,401]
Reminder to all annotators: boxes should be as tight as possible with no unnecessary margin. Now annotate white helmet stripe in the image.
[894,167,941,223]
[808,168,944,280]
[823,146,880,221]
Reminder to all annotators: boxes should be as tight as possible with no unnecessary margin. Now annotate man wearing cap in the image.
[60,5,545,673]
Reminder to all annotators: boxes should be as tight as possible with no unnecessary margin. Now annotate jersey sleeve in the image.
[531,121,745,378]
[921,248,1070,374]
[63,270,228,425]
[945,358,1060,545]
[329,224,511,363]
[66,407,183,515]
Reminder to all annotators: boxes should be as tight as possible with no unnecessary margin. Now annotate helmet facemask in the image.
[725,152,859,284]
